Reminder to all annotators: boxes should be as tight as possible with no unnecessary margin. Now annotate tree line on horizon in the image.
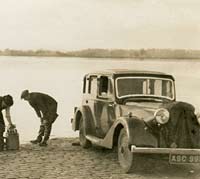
[0,48,200,59]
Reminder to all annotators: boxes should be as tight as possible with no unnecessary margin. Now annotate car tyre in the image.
[79,117,91,148]
[118,128,135,173]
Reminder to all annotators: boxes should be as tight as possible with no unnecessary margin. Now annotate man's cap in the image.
[21,90,29,99]
[3,95,14,106]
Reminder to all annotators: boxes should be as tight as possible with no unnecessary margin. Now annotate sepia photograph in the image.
[0,0,200,179]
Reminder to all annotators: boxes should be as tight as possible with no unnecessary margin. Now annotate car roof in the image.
[85,69,175,80]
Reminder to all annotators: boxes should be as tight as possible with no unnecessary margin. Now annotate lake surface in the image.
[1,56,200,143]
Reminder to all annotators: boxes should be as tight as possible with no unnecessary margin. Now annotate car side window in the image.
[99,76,113,98]
[83,76,86,93]
[88,76,98,95]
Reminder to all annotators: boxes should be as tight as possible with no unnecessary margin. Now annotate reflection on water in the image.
[0,57,200,143]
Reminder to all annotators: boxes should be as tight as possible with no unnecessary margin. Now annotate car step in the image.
[86,135,105,147]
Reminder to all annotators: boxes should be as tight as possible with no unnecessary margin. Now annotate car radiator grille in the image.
[160,109,200,149]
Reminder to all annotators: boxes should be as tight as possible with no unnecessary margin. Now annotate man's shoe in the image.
[39,141,48,147]
[30,139,40,144]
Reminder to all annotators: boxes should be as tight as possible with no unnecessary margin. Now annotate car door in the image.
[84,75,99,134]
[94,76,116,138]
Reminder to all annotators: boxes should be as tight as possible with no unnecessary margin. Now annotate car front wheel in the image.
[118,128,135,173]
[79,117,91,148]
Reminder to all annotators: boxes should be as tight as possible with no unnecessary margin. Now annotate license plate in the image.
[169,154,200,164]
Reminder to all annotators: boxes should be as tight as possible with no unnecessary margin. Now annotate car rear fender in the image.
[73,106,95,135]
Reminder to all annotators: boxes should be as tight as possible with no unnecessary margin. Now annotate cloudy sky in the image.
[0,0,200,50]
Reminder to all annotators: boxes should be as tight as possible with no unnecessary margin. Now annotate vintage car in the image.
[71,69,200,172]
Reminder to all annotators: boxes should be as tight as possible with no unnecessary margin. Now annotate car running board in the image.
[86,135,112,149]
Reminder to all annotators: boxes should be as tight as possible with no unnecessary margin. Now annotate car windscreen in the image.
[116,77,174,100]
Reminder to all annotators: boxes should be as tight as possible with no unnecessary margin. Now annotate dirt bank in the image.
[0,137,199,179]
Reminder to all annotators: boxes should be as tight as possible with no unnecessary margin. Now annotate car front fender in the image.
[112,116,158,148]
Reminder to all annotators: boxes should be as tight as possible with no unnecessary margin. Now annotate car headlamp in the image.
[154,108,170,124]
[195,108,200,125]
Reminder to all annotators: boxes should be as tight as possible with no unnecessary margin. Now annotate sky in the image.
[0,0,200,51]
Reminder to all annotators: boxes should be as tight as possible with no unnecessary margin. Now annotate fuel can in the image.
[5,128,20,150]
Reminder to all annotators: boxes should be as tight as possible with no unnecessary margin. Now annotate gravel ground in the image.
[0,137,200,179]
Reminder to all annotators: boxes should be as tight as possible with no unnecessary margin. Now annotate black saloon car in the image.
[71,69,200,172]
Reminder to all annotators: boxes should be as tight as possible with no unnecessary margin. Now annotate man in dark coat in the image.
[0,95,15,151]
[21,90,58,146]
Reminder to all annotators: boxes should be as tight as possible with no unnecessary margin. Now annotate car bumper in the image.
[131,145,200,155]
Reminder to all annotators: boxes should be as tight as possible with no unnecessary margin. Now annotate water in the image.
[0,56,200,143]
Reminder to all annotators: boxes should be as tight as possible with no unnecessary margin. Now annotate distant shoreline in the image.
[1,48,200,59]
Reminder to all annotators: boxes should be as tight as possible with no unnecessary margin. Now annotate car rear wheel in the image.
[79,117,91,148]
[118,128,135,173]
